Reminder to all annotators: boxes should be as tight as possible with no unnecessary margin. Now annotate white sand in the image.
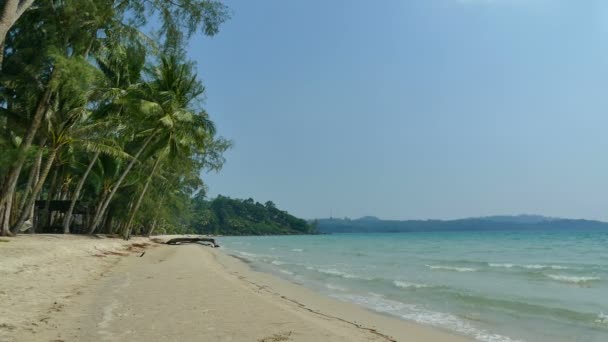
[0,235,470,342]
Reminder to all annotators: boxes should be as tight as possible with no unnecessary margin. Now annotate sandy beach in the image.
[0,235,469,342]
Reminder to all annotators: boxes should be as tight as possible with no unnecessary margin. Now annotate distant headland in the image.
[314,214,608,233]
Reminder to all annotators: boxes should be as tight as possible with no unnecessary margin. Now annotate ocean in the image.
[218,231,608,342]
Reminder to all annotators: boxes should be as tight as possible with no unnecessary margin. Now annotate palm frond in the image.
[78,141,133,161]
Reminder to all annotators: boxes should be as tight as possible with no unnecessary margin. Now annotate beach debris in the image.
[257,331,292,342]
[20,219,33,232]
[139,251,146,257]
[165,237,219,248]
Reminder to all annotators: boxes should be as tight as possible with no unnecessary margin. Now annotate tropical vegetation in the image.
[191,195,318,236]
[0,0,232,238]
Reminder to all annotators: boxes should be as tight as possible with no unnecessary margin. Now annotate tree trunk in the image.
[29,146,43,234]
[166,237,219,248]
[147,218,157,237]
[0,0,36,48]
[62,151,99,233]
[103,210,114,234]
[91,189,109,232]
[0,76,53,235]
[0,187,14,236]
[44,166,59,228]
[0,1,17,71]
[0,40,4,72]
[124,155,162,239]
[146,193,166,237]
[88,132,157,234]
[17,144,44,216]
[11,147,58,233]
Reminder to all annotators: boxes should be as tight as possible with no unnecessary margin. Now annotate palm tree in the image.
[121,54,219,238]
[1,1,231,236]
[62,41,146,234]
[0,0,121,235]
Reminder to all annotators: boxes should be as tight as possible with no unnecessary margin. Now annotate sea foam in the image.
[488,263,515,268]
[596,312,608,325]
[545,274,600,284]
[332,294,523,342]
[237,251,260,258]
[427,265,477,272]
[488,263,570,270]
[279,269,294,276]
[325,283,348,291]
[393,280,430,289]
[523,264,569,270]
[316,268,363,279]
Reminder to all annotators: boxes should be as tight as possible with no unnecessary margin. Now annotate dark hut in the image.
[33,201,93,234]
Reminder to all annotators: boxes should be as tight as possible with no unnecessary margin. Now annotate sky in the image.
[187,0,608,221]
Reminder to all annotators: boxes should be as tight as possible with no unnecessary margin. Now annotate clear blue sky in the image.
[187,0,608,220]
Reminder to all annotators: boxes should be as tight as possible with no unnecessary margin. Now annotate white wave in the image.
[271,260,286,266]
[331,294,523,342]
[596,312,608,325]
[317,268,359,279]
[368,292,384,298]
[545,274,600,284]
[237,251,259,258]
[523,264,569,270]
[291,248,304,252]
[325,283,348,291]
[523,264,547,269]
[307,267,372,280]
[548,265,570,270]
[427,265,477,272]
[488,263,514,268]
[279,269,294,276]
[393,280,430,289]
[487,263,569,270]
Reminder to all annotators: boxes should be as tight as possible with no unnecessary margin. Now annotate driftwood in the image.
[166,237,219,248]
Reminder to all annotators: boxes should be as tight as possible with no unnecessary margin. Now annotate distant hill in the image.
[356,216,382,222]
[192,195,318,235]
[480,214,557,224]
[316,215,608,234]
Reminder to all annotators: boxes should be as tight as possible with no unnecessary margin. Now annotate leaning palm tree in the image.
[87,54,217,235]
[11,76,130,233]
[121,55,219,238]
[62,41,146,234]
[0,0,121,235]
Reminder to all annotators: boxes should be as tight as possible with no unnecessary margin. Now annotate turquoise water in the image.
[218,231,608,342]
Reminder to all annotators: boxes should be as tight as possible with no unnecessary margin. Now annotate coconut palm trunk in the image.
[88,132,157,234]
[62,151,99,233]
[124,155,162,239]
[0,187,14,236]
[0,81,53,236]
[11,146,59,233]
[16,144,44,216]
[147,219,157,237]
[0,0,36,48]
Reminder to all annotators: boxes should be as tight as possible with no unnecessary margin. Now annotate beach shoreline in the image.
[0,235,469,341]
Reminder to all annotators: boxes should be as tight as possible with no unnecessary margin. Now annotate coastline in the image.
[0,235,469,341]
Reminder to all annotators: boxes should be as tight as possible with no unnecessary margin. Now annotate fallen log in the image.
[165,237,219,248]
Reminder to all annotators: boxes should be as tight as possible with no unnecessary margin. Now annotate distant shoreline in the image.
[316,216,608,234]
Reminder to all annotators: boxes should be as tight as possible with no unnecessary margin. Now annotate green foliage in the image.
[0,1,232,236]
[191,195,318,236]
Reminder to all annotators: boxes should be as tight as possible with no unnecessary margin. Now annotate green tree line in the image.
[191,195,318,236]
[0,0,231,238]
